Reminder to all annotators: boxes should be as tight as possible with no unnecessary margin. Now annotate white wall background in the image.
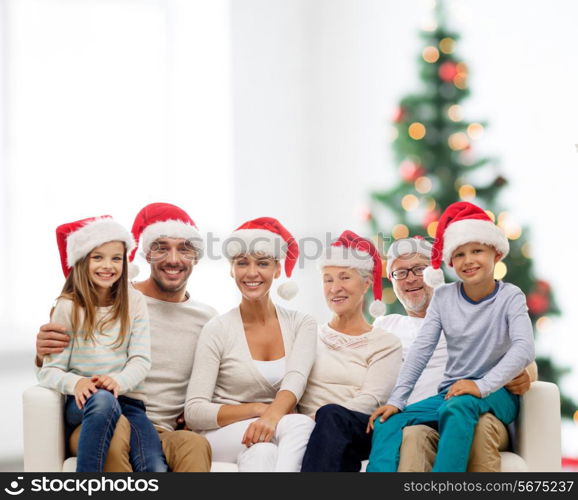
[1,0,578,465]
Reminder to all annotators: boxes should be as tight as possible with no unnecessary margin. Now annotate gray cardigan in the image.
[184,304,317,431]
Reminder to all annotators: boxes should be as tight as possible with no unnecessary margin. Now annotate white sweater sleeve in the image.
[184,318,225,431]
[36,299,82,395]
[280,312,318,401]
[113,291,151,394]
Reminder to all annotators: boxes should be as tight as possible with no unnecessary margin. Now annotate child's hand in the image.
[445,379,481,399]
[74,377,98,409]
[366,404,400,433]
[92,375,120,398]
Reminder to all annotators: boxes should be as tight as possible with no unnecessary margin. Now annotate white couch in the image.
[23,381,562,472]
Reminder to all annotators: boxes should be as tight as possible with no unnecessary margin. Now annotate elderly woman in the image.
[299,230,402,471]
[184,217,317,472]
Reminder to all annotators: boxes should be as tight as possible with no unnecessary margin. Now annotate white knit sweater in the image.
[298,324,402,418]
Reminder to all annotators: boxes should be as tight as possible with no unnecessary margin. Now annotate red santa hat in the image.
[56,216,134,277]
[129,203,203,278]
[318,230,385,317]
[424,201,509,288]
[386,236,433,277]
[224,217,299,300]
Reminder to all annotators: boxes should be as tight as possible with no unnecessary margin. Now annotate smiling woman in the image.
[184,217,317,472]
[298,230,402,472]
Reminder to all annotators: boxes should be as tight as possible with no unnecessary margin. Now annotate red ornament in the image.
[393,107,406,123]
[535,280,551,294]
[361,210,373,222]
[400,160,425,182]
[439,62,458,82]
[527,293,549,316]
[422,210,440,228]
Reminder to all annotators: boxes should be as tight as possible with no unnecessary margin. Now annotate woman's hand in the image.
[444,379,481,399]
[92,375,120,398]
[74,377,98,409]
[366,404,400,433]
[241,413,280,447]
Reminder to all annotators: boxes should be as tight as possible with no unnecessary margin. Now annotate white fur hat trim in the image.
[67,218,134,268]
[318,246,374,272]
[141,220,204,254]
[223,229,286,260]
[442,219,509,265]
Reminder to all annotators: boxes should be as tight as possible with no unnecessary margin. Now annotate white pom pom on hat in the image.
[277,281,299,300]
[423,266,445,288]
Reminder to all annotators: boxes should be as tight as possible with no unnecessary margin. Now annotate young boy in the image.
[366,201,535,472]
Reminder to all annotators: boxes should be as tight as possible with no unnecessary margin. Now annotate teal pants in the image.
[367,388,519,472]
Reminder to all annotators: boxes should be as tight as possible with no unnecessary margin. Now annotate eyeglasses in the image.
[148,241,198,262]
[390,265,427,281]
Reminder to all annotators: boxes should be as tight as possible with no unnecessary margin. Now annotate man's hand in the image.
[366,404,400,433]
[74,377,98,409]
[92,375,119,398]
[445,379,481,400]
[505,369,531,395]
[175,412,191,431]
[36,323,69,366]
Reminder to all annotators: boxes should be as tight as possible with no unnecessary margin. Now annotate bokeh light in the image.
[401,194,420,211]
[494,261,507,280]
[427,221,438,238]
[415,176,433,194]
[449,132,469,151]
[423,46,440,63]
[408,122,426,140]
[392,224,410,239]
[458,184,476,200]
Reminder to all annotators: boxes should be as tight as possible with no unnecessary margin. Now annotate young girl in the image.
[37,216,167,472]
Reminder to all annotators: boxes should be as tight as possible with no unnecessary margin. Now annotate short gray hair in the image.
[386,237,432,276]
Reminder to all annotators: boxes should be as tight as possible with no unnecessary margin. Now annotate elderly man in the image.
[35,203,217,472]
[373,236,536,472]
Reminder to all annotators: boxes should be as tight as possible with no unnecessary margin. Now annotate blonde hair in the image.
[57,243,130,348]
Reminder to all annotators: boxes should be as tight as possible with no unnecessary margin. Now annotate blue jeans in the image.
[367,388,519,472]
[301,404,372,472]
[65,389,168,472]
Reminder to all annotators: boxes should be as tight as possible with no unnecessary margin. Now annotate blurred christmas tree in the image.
[368,2,575,418]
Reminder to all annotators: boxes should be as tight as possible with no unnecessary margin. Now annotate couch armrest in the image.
[515,381,561,472]
[23,385,66,472]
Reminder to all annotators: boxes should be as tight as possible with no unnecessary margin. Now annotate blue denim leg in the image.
[367,394,444,472]
[119,396,168,472]
[64,390,121,472]
[301,404,372,472]
[433,388,519,472]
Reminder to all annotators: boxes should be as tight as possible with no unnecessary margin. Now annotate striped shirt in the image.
[37,287,151,401]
